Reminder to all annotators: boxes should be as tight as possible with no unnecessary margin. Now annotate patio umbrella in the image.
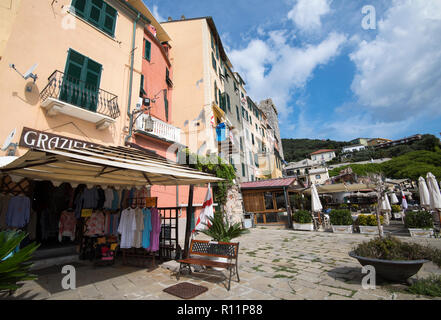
[426,172,441,210]
[400,190,408,210]
[311,184,323,212]
[379,194,392,211]
[389,192,399,204]
[418,176,431,209]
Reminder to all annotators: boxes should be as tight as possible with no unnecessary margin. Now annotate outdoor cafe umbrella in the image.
[389,192,399,204]
[418,176,431,209]
[426,172,441,210]
[379,194,392,211]
[311,184,323,212]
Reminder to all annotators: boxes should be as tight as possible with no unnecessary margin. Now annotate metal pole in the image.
[284,187,293,229]
[183,185,194,259]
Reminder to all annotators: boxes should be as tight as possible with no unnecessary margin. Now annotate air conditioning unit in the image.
[143,98,150,106]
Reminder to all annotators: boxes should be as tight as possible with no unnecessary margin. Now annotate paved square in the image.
[2,227,441,300]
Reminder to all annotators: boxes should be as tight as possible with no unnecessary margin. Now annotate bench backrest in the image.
[189,240,239,259]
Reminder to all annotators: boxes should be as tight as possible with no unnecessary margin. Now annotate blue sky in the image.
[146,0,441,142]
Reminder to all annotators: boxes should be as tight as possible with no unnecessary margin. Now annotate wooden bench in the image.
[177,240,240,291]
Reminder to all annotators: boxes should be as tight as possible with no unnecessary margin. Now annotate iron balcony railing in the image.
[40,70,120,119]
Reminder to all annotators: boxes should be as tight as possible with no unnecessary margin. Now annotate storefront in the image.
[241,178,301,226]
[0,143,222,267]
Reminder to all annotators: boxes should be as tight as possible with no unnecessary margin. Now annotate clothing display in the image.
[84,211,105,236]
[5,195,31,228]
[58,210,77,241]
[111,189,120,211]
[216,122,227,141]
[132,208,144,248]
[0,194,11,230]
[141,208,152,249]
[136,187,149,208]
[104,188,114,209]
[117,207,136,249]
[147,207,161,252]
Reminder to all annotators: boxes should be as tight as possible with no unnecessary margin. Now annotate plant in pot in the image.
[201,212,249,269]
[292,210,314,231]
[330,209,353,234]
[349,235,441,283]
[357,214,384,235]
[391,204,402,219]
[351,204,359,212]
[404,210,434,238]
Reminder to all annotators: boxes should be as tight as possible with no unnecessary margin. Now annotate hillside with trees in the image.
[282,138,348,162]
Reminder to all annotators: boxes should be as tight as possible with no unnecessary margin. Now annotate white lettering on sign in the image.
[36,133,49,149]
[23,130,37,146]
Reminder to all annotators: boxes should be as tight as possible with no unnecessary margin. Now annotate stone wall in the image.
[223,184,245,225]
[259,98,285,160]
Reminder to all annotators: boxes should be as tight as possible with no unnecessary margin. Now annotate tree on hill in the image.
[282,138,348,162]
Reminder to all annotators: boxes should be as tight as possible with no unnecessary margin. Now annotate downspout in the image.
[124,12,141,146]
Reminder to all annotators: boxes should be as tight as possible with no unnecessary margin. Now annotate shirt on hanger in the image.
[84,211,105,236]
[58,211,77,241]
[132,208,144,248]
[5,195,31,228]
[118,207,136,249]
[147,207,161,252]
[141,208,152,249]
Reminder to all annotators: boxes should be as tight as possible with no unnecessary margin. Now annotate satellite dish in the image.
[1,128,17,151]
[23,63,38,80]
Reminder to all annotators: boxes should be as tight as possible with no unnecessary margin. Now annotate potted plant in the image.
[349,235,438,282]
[350,204,359,212]
[330,209,353,234]
[201,212,249,269]
[404,210,434,238]
[357,214,384,235]
[292,210,314,231]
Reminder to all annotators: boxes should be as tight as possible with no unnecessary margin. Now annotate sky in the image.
[145,0,441,142]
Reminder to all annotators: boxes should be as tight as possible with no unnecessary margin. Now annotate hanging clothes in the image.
[147,207,161,252]
[5,195,31,228]
[104,188,114,209]
[82,187,99,209]
[58,210,77,241]
[26,209,37,240]
[84,211,105,236]
[132,208,144,248]
[0,194,11,230]
[141,208,152,249]
[117,207,136,249]
[111,189,120,210]
[96,187,106,210]
[216,122,227,142]
[136,187,149,208]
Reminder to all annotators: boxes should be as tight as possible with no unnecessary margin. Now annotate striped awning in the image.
[0,145,223,187]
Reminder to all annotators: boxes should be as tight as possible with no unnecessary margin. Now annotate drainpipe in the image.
[124,12,141,146]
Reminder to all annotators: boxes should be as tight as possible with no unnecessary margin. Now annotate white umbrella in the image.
[427,172,441,210]
[401,190,408,210]
[389,192,399,204]
[311,184,323,212]
[418,176,430,208]
[379,194,391,211]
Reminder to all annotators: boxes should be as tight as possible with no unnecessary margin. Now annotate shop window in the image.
[274,192,286,210]
[264,192,274,210]
[265,212,278,223]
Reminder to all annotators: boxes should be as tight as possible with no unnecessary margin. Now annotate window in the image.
[226,93,231,112]
[71,0,117,37]
[211,32,214,49]
[264,192,274,210]
[240,137,243,152]
[216,42,219,60]
[274,192,286,210]
[254,153,259,167]
[251,133,255,145]
[214,82,218,104]
[316,175,321,179]
[249,151,253,164]
[144,39,151,61]
[60,48,102,112]
[236,105,240,121]
[241,163,246,177]
[211,52,217,71]
[140,74,146,96]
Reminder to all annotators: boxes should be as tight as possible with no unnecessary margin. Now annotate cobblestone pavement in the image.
[2,227,441,300]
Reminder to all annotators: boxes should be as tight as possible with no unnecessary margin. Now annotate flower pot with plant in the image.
[200,212,249,269]
[357,214,384,235]
[292,210,314,231]
[391,204,402,219]
[404,211,434,238]
[349,235,439,282]
[330,209,353,233]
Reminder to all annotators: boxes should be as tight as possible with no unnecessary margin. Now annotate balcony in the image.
[135,113,181,144]
[40,71,120,130]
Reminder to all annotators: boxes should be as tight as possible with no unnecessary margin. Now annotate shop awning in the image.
[303,183,377,194]
[0,145,223,187]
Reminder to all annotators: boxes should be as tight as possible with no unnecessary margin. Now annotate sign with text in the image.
[19,127,96,151]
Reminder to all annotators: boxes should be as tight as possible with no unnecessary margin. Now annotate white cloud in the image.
[287,0,331,31]
[350,0,441,121]
[229,31,346,117]
[152,5,165,23]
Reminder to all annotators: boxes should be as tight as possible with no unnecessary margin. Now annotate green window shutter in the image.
[211,52,216,70]
[140,74,145,95]
[164,89,169,122]
[145,40,151,61]
[211,33,214,49]
[71,0,87,18]
[251,133,255,145]
[62,49,102,112]
[214,82,218,104]
[71,0,117,37]
[236,105,240,121]
[88,0,103,27]
[242,163,246,177]
[226,94,231,111]
[216,43,219,60]
[102,4,117,37]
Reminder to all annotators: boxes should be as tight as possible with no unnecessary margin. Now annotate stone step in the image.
[30,254,80,271]
[33,245,77,260]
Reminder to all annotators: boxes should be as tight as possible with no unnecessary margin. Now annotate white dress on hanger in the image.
[132,208,144,248]
[118,207,136,249]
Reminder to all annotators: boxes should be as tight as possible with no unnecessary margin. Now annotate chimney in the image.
[181,15,186,20]
[167,17,172,21]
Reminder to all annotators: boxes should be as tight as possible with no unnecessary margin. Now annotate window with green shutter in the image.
[236,105,240,121]
[144,39,151,61]
[242,163,246,177]
[226,93,231,112]
[71,0,117,37]
[214,82,218,104]
[60,48,102,112]
[212,52,217,71]
[164,89,169,122]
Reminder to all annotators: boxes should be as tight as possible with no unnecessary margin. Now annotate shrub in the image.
[339,204,349,209]
[330,209,353,226]
[201,212,249,242]
[292,210,312,224]
[353,235,441,265]
[357,214,384,226]
[404,211,433,229]
[351,204,359,211]
[407,275,441,297]
[391,204,401,213]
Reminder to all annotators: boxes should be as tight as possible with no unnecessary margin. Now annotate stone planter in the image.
[408,228,434,238]
[293,222,314,231]
[349,251,429,283]
[359,226,383,235]
[331,225,353,234]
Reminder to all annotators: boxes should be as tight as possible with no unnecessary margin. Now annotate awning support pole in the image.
[183,184,194,259]
[284,187,293,229]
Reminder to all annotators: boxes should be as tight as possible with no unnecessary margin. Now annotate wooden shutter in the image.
[71,0,87,18]
[145,40,151,61]
[164,89,169,122]
[102,4,117,36]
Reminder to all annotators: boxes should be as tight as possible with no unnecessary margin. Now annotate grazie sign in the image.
[19,127,96,150]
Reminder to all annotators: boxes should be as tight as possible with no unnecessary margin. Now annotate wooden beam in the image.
[142,172,152,185]
[183,184,194,259]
